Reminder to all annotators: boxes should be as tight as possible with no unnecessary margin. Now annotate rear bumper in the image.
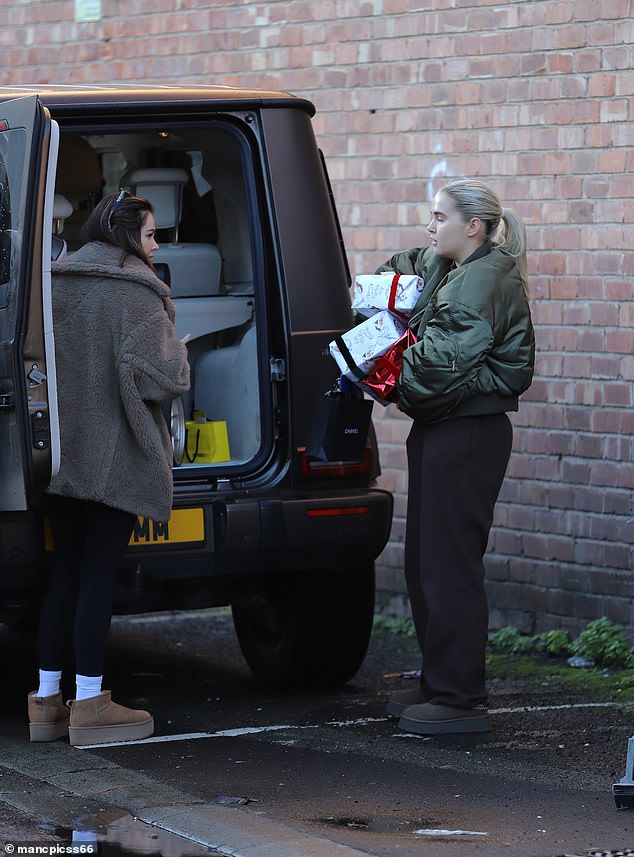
[216,488,394,564]
[125,488,394,576]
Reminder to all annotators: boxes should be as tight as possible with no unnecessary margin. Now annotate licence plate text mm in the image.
[130,508,205,546]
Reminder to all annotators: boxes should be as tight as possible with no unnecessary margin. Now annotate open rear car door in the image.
[0,94,59,511]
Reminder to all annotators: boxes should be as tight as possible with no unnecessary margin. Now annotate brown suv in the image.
[0,85,393,687]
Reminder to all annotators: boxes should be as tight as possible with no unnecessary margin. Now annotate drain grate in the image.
[587,851,634,857]
[561,850,634,857]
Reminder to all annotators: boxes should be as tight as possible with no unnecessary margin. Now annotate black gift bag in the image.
[305,384,373,462]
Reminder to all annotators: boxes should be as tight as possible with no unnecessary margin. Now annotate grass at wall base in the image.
[373,615,634,703]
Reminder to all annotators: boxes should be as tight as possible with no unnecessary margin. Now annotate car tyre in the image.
[231,565,375,689]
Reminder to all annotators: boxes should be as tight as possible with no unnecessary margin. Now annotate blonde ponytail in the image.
[494,208,528,295]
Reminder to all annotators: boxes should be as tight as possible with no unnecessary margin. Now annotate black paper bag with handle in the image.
[306,382,373,462]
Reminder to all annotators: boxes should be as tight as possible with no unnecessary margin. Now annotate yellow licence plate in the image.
[130,508,205,546]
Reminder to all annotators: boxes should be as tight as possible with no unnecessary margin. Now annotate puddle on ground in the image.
[41,809,216,856]
[318,816,490,838]
[319,815,423,834]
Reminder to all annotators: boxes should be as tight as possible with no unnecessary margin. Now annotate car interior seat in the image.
[193,325,260,463]
[55,136,103,248]
[51,193,73,261]
[123,167,222,298]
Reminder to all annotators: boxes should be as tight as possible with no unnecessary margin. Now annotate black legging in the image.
[39,496,136,677]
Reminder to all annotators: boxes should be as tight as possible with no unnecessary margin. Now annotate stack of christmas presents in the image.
[328,272,422,404]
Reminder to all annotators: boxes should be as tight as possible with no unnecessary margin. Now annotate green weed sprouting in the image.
[532,629,573,657]
[571,617,634,669]
[378,614,634,670]
[487,625,534,655]
[488,618,634,669]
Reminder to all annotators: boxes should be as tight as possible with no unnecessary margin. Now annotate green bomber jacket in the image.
[378,241,535,423]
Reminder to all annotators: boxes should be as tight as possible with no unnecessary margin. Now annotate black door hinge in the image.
[31,409,50,449]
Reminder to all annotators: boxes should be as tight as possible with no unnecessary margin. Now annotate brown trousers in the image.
[404,413,513,708]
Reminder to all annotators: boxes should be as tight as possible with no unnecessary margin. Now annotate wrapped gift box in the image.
[359,328,417,406]
[351,272,424,319]
[329,310,408,381]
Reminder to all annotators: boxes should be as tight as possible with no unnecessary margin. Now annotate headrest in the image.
[52,193,73,235]
[123,168,189,231]
[53,194,73,220]
[56,137,102,196]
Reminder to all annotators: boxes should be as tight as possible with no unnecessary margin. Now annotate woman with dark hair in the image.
[84,188,160,265]
[381,179,535,735]
[27,190,190,746]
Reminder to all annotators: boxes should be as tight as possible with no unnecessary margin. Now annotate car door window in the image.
[0,127,27,310]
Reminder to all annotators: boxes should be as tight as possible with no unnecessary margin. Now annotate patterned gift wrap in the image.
[329,310,408,381]
[351,272,424,319]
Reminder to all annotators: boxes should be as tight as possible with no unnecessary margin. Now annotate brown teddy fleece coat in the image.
[47,241,190,522]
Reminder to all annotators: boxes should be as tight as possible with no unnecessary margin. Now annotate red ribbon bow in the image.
[361,328,417,403]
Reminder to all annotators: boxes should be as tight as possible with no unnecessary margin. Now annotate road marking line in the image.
[326,717,389,727]
[490,701,630,714]
[75,703,632,749]
[77,724,299,748]
[212,724,296,737]
[414,828,488,836]
[77,732,214,747]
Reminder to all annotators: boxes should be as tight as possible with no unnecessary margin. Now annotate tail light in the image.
[306,506,369,517]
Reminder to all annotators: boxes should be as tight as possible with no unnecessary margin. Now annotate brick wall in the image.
[4,0,633,635]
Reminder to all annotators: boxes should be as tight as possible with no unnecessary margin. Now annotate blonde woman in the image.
[380,179,535,734]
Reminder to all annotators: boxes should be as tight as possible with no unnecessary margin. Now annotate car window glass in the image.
[0,128,27,309]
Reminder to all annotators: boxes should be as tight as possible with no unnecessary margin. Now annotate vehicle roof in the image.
[0,83,316,117]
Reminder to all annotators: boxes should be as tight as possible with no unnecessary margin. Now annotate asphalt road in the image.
[2,608,634,857]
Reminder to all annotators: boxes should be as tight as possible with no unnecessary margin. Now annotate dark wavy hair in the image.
[82,190,155,270]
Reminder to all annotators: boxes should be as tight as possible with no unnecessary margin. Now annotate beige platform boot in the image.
[28,691,70,742]
[68,691,154,746]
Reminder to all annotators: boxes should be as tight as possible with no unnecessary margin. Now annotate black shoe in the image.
[386,687,428,718]
[399,702,491,735]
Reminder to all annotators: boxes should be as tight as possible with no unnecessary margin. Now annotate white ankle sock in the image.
[37,669,62,698]
[75,674,103,701]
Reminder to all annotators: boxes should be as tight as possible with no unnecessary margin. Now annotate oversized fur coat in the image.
[47,241,190,521]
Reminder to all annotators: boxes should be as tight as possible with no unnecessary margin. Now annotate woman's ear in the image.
[465,216,485,239]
